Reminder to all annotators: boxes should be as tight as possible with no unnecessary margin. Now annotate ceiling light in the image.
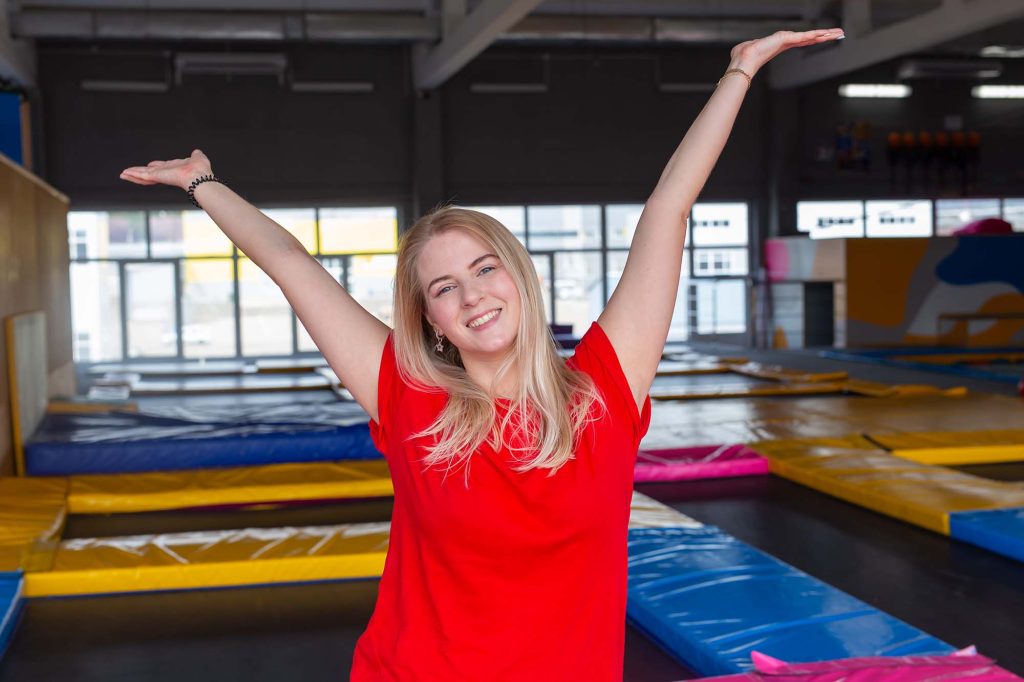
[838,84,911,98]
[980,46,1024,58]
[972,85,1024,99]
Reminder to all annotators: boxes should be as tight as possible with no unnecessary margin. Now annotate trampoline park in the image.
[2,2,1024,681]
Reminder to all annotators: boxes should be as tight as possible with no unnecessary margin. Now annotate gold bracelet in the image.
[718,68,752,89]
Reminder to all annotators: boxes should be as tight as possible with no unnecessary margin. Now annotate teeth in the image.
[468,309,500,328]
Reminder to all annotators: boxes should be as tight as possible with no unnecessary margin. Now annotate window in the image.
[70,261,122,362]
[68,211,147,259]
[320,207,398,254]
[70,206,399,362]
[936,198,1000,236]
[1002,199,1024,232]
[798,201,865,239]
[865,200,933,237]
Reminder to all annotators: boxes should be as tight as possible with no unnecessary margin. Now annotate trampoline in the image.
[2,475,1022,680]
[823,347,1024,386]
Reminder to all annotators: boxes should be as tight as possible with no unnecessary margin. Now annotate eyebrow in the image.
[427,253,498,292]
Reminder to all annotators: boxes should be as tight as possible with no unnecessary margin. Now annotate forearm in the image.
[648,58,758,216]
[191,181,308,273]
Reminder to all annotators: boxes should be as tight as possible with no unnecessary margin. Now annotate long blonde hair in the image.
[392,207,605,482]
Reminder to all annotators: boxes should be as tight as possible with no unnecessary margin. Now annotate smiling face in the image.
[418,229,522,364]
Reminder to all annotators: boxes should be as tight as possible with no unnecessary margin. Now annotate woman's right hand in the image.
[119,149,213,191]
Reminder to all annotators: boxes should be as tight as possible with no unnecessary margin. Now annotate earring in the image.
[434,328,445,353]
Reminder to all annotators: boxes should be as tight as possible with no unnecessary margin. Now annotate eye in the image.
[479,265,495,275]
[436,284,454,296]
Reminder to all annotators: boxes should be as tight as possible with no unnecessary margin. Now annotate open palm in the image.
[731,28,844,72]
[120,149,212,191]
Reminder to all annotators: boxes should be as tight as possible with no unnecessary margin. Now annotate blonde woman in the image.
[121,28,842,681]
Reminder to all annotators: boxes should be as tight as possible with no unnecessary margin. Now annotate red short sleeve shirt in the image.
[351,321,652,681]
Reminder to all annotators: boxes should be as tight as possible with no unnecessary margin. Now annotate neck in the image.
[462,351,520,399]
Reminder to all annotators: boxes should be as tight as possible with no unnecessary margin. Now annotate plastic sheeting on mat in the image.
[0,573,24,659]
[753,437,1024,535]
[68,460,394,514]
[635,445,768,482]
[727,362,847,384]
[27,493,688,597]
[694,650,1023,681]
[868,429,1024,465]
[627,526,952,677]
[24,409,381,475]
[950,507,1024,563]
[641,394,1023,451]
[24,523,391,597]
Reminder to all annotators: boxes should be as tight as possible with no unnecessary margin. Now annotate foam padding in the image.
[753,437,1024,535]
[25,493,694,598]
[68,460,394,514]
[25,410,380,475]
[655,362,732,376]
[840,380,967,398]
[0,478,68,571]
[650,382,845,401]
[627,525,952,677]
[727,362,847,383]
[950,507,1024,563]
[868,430,1024,465]
[889,351,1024,365]
[635,445,768,482]
[23,523,391,597]
[128,373,330,396]
[46,398,138,414]
[0,573,24,659]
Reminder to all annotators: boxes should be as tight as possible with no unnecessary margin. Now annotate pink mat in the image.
[690,649,1022,681]
[634,444,769,482]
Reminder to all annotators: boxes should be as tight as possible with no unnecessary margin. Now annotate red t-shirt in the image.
[351,321,652,681]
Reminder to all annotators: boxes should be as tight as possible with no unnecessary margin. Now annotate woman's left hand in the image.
[730,28,844,75]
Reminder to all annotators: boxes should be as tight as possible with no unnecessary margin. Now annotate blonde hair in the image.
[392,207,605,482]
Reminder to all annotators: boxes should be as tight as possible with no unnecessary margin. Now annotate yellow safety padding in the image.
[753,437,1024,535]
[642,393,1021,452]
[0,477,68,570]
[68,460,394,514]
[867,429,1024,465]
[841,380,968,398]
[628,491,703,529]
[47,399,138,414]
[728,362,848,383]
[24,523,391,597]
[23,494,688,597]
[650,382,845,401]
[661,352,747,365]
[889,352,1024,366]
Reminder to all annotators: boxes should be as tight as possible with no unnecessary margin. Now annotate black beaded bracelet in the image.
[186,174,227,208]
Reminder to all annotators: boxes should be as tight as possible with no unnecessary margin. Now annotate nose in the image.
[460,279,484,307]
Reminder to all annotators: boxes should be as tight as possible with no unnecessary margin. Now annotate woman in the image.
[121,28,843,680]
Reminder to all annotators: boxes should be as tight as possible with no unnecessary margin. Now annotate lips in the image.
[466,308,501,328]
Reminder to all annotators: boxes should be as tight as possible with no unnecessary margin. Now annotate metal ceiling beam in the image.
[413,0,544,90]
[770,0,1024,89]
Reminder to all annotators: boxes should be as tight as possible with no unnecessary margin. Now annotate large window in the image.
[798,197,1021,238]
[470,202,750,341]
[69,206,399,363]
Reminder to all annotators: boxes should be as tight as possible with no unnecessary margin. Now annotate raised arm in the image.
[120,151,390,421]
[597,29,844,410]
